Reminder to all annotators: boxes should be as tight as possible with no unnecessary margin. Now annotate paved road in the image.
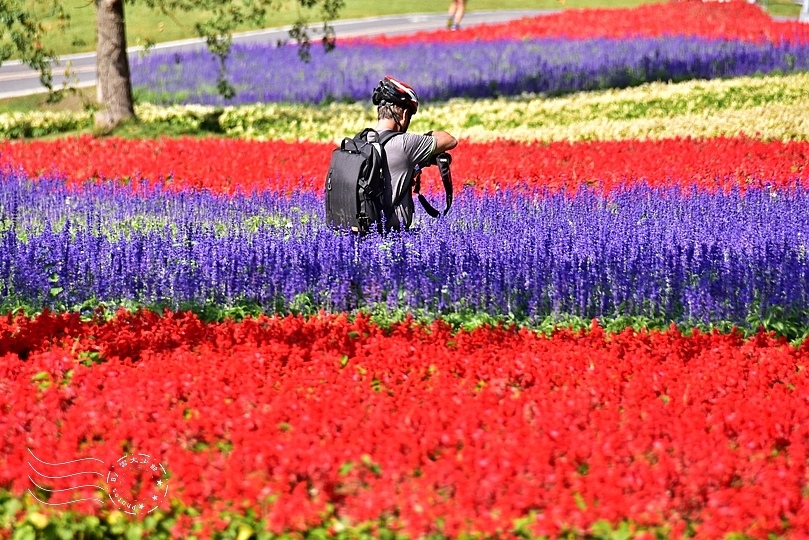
[0,10,551,101]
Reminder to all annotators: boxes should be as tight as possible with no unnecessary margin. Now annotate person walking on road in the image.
[447,0,467,30]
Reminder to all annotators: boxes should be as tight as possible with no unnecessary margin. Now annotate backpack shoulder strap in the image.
[378,130,402,146]
[357,127,375,141]
[358,128,401,147]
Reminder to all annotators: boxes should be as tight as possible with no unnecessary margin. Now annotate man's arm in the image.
[431,130,458,154]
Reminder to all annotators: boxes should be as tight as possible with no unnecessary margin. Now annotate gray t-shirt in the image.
[377,130,436,230]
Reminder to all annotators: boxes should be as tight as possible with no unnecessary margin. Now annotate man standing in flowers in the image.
[372,76,458,230]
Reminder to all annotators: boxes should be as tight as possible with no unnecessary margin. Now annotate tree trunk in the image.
[95,0,134,132]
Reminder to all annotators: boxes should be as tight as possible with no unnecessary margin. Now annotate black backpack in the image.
[325,128,401,234]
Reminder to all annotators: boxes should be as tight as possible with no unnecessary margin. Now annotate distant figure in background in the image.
[447,0,467,30]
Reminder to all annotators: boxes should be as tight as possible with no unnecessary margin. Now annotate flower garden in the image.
[2,1,809,538]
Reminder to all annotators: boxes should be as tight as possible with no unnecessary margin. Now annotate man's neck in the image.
[375,119,400,132]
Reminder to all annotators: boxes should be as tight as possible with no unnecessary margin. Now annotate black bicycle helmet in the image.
[372,75,420,116]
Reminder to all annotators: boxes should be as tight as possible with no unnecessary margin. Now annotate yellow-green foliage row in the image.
[2,72,808,142]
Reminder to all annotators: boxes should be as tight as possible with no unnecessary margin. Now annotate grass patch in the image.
[99,116,223,139]
[0,87,228,139]
[762,0,804,18]
[0,86,95,114]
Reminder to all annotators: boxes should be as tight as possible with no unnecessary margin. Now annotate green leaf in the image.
[1,498,23,528]
[11,523,36,540]
[124,524,144,540]
[361,454,382,477]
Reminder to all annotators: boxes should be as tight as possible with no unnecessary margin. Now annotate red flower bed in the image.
[0,136,325,196]
[355,2,809,46]
[2,135,807,195]
[2,310,809,537]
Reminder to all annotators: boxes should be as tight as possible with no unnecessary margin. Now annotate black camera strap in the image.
[413,152,453,218]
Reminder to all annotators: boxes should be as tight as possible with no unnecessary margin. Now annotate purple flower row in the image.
[129,37,809,106]
[1,171,807,329]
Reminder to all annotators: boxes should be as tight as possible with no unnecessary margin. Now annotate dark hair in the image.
[377,104,407,122]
